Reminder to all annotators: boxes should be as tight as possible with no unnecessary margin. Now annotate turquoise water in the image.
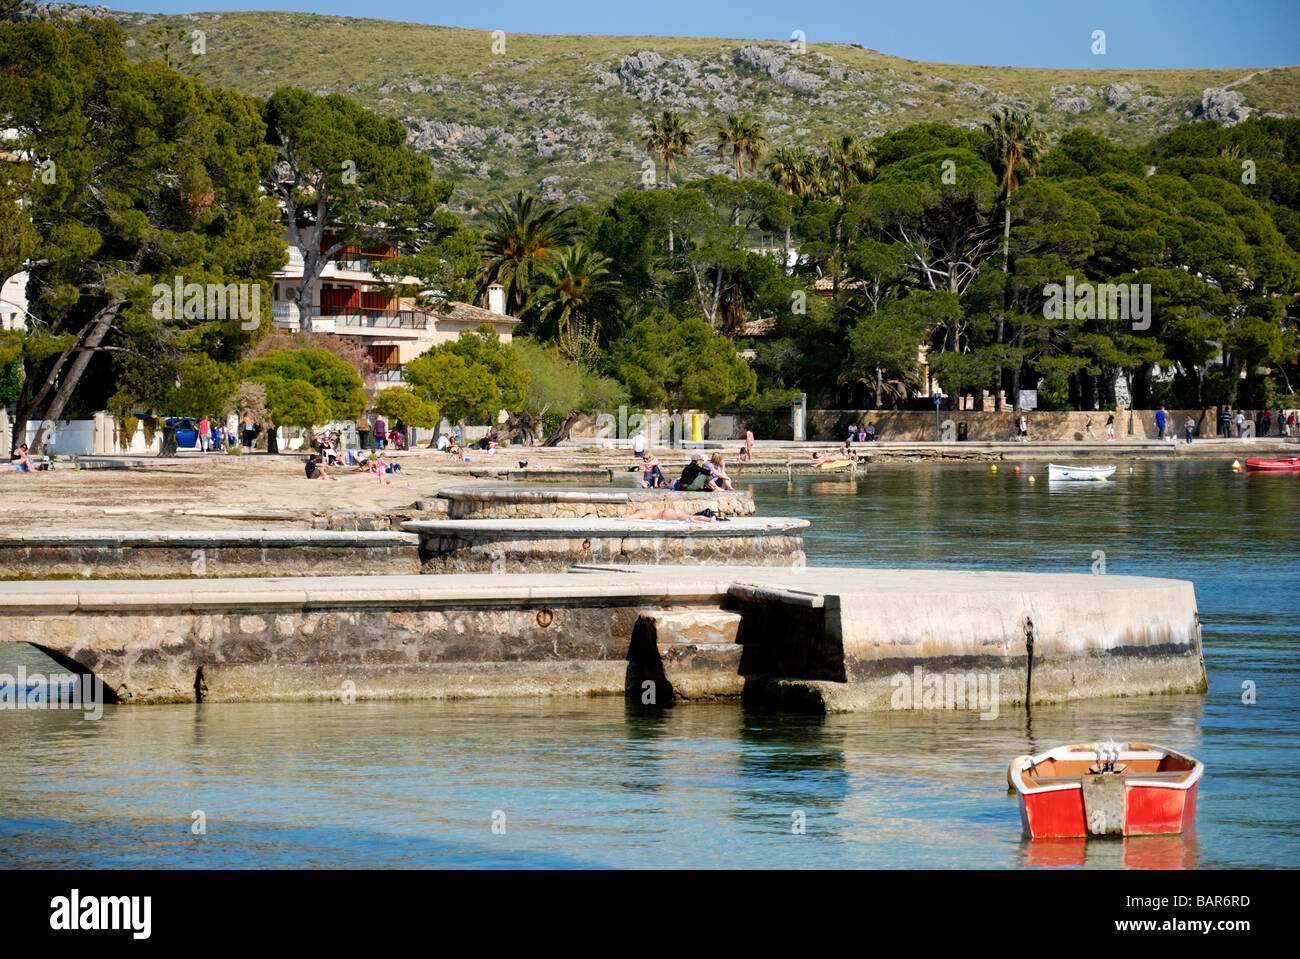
[1,461,1296,868]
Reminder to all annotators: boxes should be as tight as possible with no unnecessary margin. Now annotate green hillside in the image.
[113,9,1300,210]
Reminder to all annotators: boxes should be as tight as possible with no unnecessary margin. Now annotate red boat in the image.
[1245,457,1300,471]
[1009,742,1203,839]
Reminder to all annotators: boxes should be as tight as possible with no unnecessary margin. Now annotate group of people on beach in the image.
[306,438,404,482]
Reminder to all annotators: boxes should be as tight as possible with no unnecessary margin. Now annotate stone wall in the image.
[0,531,420,579]
[807,408,1293,442]
[435,486,755,520]
[409,519,808,573]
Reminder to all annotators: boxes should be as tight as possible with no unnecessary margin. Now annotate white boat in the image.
[1047,463,1116,482]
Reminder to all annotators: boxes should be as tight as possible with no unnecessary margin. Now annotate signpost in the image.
[933,390,943,442]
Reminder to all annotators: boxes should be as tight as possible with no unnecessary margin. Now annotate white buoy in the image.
[1027,475,1035,484]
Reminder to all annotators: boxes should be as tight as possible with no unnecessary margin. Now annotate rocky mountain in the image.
[106,9,1300,211]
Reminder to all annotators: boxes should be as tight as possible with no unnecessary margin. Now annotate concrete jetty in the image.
[404,517,808,572]
[424,483,755,519]
[0,529,421,579]
[0,565,1205,711]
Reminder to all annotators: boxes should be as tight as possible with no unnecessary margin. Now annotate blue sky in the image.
[100,1,1299,69]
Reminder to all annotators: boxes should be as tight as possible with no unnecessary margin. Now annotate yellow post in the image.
[691,413,702,442]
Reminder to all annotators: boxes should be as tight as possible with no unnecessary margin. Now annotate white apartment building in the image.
[270,226,517,387]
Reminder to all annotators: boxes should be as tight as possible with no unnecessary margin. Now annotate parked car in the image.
[164,416,199,449]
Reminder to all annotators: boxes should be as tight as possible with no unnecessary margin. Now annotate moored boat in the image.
[1047,463,1116,481]
[1245,457,1300,471]
[1009,742,1203,839]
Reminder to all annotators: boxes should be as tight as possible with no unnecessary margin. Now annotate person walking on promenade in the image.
[198,416,211,453]
[1155,406,1167,441]
[1288,412,1298,437]
[1220,407,1232,438]
[241,416,255,450]
[1184,415,1195,444]
[1235,410,1245,438]
[357,414,372,450]
[1017,414,1028,443]
[632,431,646,459]
[745,429,754,461]
[1262,410,1272,438]
[1084,414,1095,439]
[1106,411,1116,440]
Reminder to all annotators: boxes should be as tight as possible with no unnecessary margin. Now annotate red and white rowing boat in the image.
[1245,457,1300,471]
[1009,742,1203,839]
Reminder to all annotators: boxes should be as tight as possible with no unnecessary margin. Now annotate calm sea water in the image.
[1,461,1296,868]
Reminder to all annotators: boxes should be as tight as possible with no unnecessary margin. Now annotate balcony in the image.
[373,363,405,384]
[323,306,429,330]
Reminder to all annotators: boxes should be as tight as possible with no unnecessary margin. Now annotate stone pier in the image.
[0,566,1205,710]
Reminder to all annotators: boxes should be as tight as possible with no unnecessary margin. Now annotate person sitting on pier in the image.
[304,455,334,481]
[708,452,734,491]
[640,452,666,488]
[626,505,718,523]
[673,452,717,491]
[865,424,876,442]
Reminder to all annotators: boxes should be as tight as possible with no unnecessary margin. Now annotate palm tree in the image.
[821,134,877,202]
[817,135,877,294]
[766,144,814,197]
[642,111,695,253]
[534,243,614,362]
[643,111,695,188]
[476,192,570,317]
[983,108,1047,410]
[983,109,1047,269]
[715,114,767,178]
[766,145,816,258]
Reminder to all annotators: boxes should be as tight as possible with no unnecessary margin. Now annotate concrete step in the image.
[627,609,746,703]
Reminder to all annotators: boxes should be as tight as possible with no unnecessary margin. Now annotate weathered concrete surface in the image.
[405,518,808,572]
[198,661,628,703]
[427,483,755,519]
[504,468,613,483]
[0,530,421,579]
[0,570,732,703]
[0,504,414,531]
[730,570,1206,711]
[626,609,745,702]
[0,566,1204,710]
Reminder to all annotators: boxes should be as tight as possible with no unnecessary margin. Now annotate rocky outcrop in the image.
[1194,87,1254,126]
[735,44,826,92]
[618,50,664,81]
[1050,96,1092,114]
[10,2,112,22]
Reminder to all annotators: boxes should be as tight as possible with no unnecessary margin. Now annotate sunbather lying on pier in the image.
[625,506,718,523]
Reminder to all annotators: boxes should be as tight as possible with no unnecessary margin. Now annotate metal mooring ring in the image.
[536,607,555,628]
